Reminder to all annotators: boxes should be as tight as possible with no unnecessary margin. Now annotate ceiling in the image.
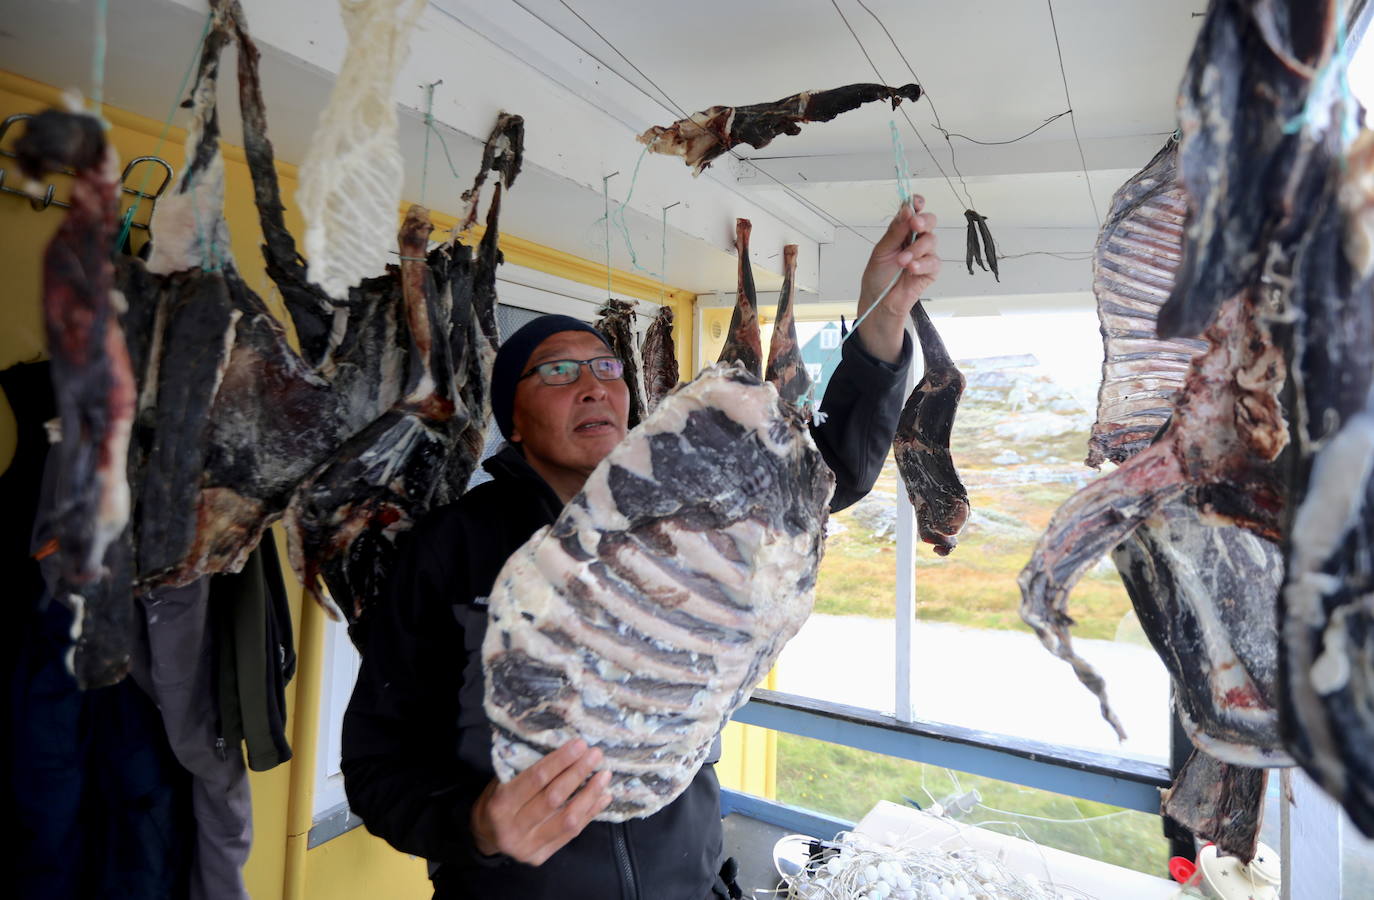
[1,0,1214,314]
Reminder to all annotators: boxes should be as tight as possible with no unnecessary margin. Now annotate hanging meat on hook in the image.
[640,82,920,175]
[15,108,137,689]
[893,302,968,555]
[763,244,813,413]
[716,219,763,377]
[963,209,998,282]
[641,305,680,412]
[1085,141,1208,468]
[596,299,649,430]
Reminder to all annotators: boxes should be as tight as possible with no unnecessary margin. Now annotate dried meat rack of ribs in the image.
[483,365,833,820]
[640,82,920,174]
[1087,141,1207,468]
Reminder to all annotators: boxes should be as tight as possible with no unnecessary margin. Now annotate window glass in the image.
[775,733,1169,878]
[776,310,1170,764]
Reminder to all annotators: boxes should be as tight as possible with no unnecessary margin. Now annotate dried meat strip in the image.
[641,306,680,412]
[16,109,137,688]
[763,244,812,413]
[716,219,762,378]
[893,302,969,556]
[596,299,649,430]
[640,82,920,174]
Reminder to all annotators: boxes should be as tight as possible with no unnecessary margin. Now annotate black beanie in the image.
[491,314,612,440]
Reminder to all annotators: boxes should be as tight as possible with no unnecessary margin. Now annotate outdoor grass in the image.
[775,734,1170,877]
[814,472,1133,639]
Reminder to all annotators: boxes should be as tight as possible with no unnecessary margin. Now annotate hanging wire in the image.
[112,10,214,254]
[1045,0,1102,227]
[828,0,972,211]
[525,0,881,246]
[91,0,109,115]
[660,201,679,302]
[934,109,1073,146]
[420,80,441,205]
[603,171,618,299]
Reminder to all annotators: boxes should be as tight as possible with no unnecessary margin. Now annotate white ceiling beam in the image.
[739,133,1171,185]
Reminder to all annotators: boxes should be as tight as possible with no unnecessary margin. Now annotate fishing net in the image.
[296,0,426,300]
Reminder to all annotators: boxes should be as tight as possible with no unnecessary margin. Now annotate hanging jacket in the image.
[342,334,912,899]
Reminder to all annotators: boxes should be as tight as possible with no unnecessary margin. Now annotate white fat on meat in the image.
[482,364,833,820]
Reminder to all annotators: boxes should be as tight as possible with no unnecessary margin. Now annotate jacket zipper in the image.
[612,823,639,899]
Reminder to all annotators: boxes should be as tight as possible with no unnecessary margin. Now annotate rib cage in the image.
[1088,142,1209,468]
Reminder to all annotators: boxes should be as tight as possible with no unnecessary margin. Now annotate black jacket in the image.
[342,334,912,899]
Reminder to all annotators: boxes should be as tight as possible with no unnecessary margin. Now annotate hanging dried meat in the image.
[119,7,347,588]
[482,364,834,820]
[640,82,920,175]
[596,299,649,430]
[295,0,427,300]
[763,244,812,413]
[1161,750,1269,861]
[716,219,763,377]
[284,206,467,623]
[1086,141,1207,468]
[15,108,137,689]
[641,305,680,412]
[1021,0,1374,842]
[893,302,968,556]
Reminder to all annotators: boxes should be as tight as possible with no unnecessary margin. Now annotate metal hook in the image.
[120,156,176,199]
[30,183,55,211]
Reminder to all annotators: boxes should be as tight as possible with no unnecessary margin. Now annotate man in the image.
[342,203,941,898]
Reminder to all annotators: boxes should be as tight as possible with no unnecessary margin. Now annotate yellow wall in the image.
[0,68,697,900]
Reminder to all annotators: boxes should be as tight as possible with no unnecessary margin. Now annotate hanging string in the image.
[420,80,440,205]
[602,171,618,299]
[1046,0,1101,227]
[112,10,214,254]
[1282,0,1357,148]
[91,0,109,116]
[804,122,918,425]
[659,202,678,303]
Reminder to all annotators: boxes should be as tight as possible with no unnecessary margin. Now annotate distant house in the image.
[799,322,845,399]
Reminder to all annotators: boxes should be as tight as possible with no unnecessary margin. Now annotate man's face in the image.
[510,330,630,482]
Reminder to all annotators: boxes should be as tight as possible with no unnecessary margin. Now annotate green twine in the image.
[91,0,108,115]
[805,120,917,424]
[1282,1,1357,147]
[589,145,665,281]
[112,10,214,256]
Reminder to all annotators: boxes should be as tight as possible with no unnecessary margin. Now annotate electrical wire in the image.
[851,0,979,209]
[935,109,1073,146]
[1045,0,1101,226]
[828,0,972,211]
[546,0,882,245]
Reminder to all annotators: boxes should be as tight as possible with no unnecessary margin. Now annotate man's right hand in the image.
[469,739,614,865]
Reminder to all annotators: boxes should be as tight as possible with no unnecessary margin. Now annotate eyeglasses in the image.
[519,355,625,386]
